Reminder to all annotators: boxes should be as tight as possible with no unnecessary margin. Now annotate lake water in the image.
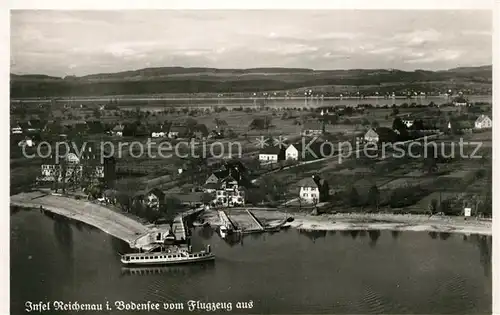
[113,95,492,111]
[11,209,491,314]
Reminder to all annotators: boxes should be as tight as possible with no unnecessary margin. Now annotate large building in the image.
[38,141,116,188]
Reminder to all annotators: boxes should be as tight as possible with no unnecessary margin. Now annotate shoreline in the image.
[250,211,492,236]
[11,193,491,243]
[10,192,151,247]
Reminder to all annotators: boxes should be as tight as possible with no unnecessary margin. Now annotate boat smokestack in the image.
[207,245,211,253]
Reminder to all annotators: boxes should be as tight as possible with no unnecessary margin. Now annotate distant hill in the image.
[10,65,492,97]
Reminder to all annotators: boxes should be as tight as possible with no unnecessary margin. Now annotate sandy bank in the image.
[11,192,151,246]
[202,209,491,236]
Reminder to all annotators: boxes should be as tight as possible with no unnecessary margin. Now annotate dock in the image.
[245,209,265,230]
[218,210,238,231]
[225,209,265,234]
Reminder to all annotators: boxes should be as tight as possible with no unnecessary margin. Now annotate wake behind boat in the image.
[120,244,214,266]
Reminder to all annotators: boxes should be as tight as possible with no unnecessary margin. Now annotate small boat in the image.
[120,245,214,266]
[218,225,233,238]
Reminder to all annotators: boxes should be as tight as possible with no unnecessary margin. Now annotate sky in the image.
[10,10,492,76]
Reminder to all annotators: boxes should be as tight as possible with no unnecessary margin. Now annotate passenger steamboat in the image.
[120,245,214,266]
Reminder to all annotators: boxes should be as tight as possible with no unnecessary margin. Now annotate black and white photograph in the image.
[6,4,495,315]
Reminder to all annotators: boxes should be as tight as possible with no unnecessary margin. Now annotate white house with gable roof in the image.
[474,115,492,129]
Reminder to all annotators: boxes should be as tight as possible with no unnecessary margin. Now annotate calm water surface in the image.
[118,95,492,111]
[11,209,491,314]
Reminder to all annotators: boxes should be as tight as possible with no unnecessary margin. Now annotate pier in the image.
[245,209,265,230]
[218,210,238,231]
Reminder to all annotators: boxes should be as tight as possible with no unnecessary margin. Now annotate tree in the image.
[392,117,407,135]
[371,121,380,129]
[439,199,454,215]
[411,119,425,131]
[185,118,198,130]
[93,108,101,119]
[367,185,380,210]
[260,176,286,203]
[423,156,438,174]
[347,187,360,207]
[214,118,228,129]
[249,116,272,130]
[115,179,143,212]
[201,192,215,205]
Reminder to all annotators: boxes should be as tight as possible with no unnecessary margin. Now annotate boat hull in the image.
[120,254,214,266]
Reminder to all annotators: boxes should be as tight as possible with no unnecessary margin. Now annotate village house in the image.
[402,118,414,128]
[285,144,300,160]
[145,188,166,211]
[301,121,325,136]
[258,145,286,163]
[151,124,168,138]
[298,175,329,204]
[111,124,124,137]
[11,123,22,134]
[474,115,492,129]
[452,95,469,107]
[285,141,334,161]
[364,127,398,144]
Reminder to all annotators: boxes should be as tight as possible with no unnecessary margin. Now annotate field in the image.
[10,91,492,217]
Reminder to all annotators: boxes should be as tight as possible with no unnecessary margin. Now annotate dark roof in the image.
[298,175,327,188]
[172,192,204,203]
[373,127,398,140]
[452,96,468,103]
[112,124,124,131]
[213,169,230,179]
[204,182,221,190]
[298,177,318,188]
[260,146,285,154]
